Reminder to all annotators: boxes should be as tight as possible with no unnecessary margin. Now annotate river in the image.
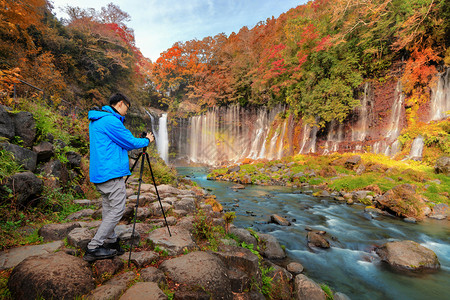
[177,167,450,300]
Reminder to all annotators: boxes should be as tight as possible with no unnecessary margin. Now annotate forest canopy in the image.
[0,0,448,124]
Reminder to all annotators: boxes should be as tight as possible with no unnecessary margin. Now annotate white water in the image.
[145,110,170,163]
[323,121,344,154]
[298,121,318,154]
[157,113,169,163]
[352,82,372,142]
[430,69,450,121]
[409,135,424,160]
[385,81,404,142]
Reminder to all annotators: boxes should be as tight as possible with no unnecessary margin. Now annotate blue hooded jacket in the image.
[88,106,149,183]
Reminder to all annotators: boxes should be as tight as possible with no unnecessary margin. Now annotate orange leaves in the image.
[0,67,21,96]
[402,47,439,94]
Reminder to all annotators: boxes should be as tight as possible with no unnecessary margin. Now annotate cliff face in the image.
[168,71,449,166]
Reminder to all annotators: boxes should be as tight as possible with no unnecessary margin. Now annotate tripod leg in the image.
[125,152,143,183]
[128,152,146,268]
[145,153,172,237]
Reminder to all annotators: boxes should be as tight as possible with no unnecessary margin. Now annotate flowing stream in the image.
[177,167,450,300]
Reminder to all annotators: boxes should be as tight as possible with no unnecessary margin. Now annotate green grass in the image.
[0,148,24,182]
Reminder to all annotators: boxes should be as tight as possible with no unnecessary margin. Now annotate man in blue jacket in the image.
[84,93,154,262]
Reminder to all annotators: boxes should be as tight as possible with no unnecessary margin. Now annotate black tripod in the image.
[125,136,171,267]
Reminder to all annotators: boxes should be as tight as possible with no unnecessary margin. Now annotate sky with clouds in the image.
[49,0,306,62]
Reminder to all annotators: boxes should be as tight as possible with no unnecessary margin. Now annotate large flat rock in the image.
[0,241,63,270]
[146,226,196,255]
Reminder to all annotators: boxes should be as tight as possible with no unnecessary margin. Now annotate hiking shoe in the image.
[104,238,125,256]
[83,246,117,262]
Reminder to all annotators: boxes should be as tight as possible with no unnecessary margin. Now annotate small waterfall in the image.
[408,136,424,161]
[277,119,288,159]
[298,121,318,154]
[323,121,344,154]
[385,81,404,142]
[352,82,372,142]
[145,110,169,163]
[430,69,450,121]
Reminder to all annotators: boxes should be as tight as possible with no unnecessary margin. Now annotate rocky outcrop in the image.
[6,171,43,207]
[8,252,95,300]
[147,226,196,255]
[434,156,449,175]
[375,240,440,272]
[270,214,291,226]
[39,222,81,242]
[0,105,14,139]
[307,231,331,249]
[12,111,36,148]
[160,251,233,299]
[376,184,428,219]
[33,142,54,162]
[1,143,37,171]
[294,274,326,300]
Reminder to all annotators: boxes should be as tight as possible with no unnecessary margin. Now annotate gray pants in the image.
[87,177,126,249]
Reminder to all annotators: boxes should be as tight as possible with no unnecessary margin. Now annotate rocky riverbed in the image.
[1,177,342,300]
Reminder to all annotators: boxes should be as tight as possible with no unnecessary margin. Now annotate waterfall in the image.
[430,69,450,121]
[323,121,344,154]
[408,136,424,161]
[298,120,318,154]
[352,82,372,142]
[385,81,404,141]
[144,110,169,163]
[157,113,169,163]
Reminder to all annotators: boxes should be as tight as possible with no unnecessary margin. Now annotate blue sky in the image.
[50,0,306,61]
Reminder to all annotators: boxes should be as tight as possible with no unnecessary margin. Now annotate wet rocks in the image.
[294,274,326,300]
[270,214,291,226]
[375,240,440,272]
[259,233,286,259]
[307,231,330,249]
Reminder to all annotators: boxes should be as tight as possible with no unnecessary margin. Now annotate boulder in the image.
[270,214,291,226]
[86,284,126,300]
[65,209,96,221]
[434,156,450,175]
[121,282,167,300]
[147,226,196,256]
[160,251,232,299]
[229,227,257,246]
[124,251,159,268]
[287,262,304,275]
[213,245,261,292]
[6,172,43,207]
[114,224,140,246]
[41,159,69,188]
[32,142,54,162]
[140,266,167,285]
[294,274,326,300]
[375,240,440,272]
[39,222,81,242]
[151,202,172,217]
[263,260,293,300]
[67,227,94,249]
[1,143,37,171]
[12,111,36,148]
[92,257,124,281]
[344,155,361,169]
[173,197,196,212]
[259,233,286,259]
[376,184,428,219]
[429,203,449,220]
[8,252,95,300]
[307,232,330,249]
[66,151,82,168]
[0,105,14,139]
[156,184,179,195]
[227,165,241,173]
[0,240,63,271]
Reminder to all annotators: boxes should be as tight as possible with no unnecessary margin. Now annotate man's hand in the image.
[146,132,154,142]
